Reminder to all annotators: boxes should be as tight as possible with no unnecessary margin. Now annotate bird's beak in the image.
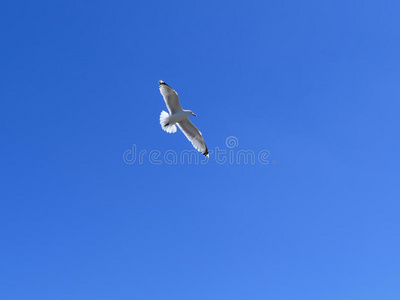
[192,113,197,117]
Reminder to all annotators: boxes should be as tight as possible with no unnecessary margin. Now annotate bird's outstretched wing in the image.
[177,118,209,157]
[159,80,183,114]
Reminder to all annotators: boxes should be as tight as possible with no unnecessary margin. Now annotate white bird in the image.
[158,80,209,157]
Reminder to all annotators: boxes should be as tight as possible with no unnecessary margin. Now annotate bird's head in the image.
[190,111,197,117]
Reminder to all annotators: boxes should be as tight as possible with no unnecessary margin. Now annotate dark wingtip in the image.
[159,80,171,88]
[203,148,209,157]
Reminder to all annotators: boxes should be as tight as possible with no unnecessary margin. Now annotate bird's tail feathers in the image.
[160,111,177,133]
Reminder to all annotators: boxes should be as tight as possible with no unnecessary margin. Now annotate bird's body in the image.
[158,80,209,157]
[166,110,193,125]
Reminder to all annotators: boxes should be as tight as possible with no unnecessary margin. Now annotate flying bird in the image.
[158,80,209,157]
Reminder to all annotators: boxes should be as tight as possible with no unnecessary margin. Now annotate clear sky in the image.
[1,1,400,299]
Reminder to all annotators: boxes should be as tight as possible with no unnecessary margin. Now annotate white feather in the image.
[159,110,177,133]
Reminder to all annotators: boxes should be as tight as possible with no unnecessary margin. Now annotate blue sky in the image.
[1,1,400,299]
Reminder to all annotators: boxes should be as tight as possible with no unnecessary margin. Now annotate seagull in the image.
[158,80,209,157]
